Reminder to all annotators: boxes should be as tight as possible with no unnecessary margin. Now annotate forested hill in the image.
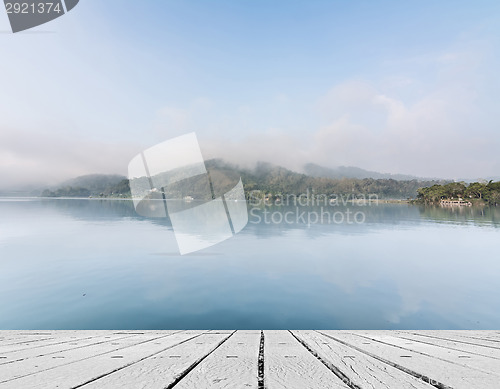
[41,174,129,198]
[416,181,500,206]
[303,163,428,181]
[40,160,447,200]
[238,161,445,199]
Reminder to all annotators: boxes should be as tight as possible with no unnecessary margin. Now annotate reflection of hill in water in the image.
[40,199,172,226]
[245,204,500,239]
[40,200,500,239]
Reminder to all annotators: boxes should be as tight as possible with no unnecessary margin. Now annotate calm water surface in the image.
[0,198,499,329]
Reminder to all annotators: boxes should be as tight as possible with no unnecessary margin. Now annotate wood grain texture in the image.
[351,332,500,376]
[2,330,500,389]
[398,330,500,351]
[0,333,161,382]
[320,331,500,389]
[0,333,143,366]
[0,331,137,354]
[173,330,260,389]
[264,330,349,389]
[412,330,500,343]
[78,332,232,389]
[292,330,436,389]
[0,331,203,389]
[391,331,500,360]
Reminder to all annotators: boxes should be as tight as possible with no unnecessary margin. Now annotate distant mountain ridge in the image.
[303,163,435,181]
[41,174,129,198]
[38,160,449,199]
[62,174,126,191]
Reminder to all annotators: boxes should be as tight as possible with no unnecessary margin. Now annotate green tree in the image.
[465,182,488,199]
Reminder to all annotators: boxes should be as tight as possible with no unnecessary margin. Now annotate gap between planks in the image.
[1,331,499,389]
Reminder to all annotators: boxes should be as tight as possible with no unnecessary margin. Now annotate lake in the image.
[1,198,499,330]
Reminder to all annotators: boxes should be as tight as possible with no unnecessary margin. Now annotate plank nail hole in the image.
[237,342,244,344]
[400,355,412,358]
[226,355,238,358]
[284,355,296,358]
[111,343,119,345]
[278,342,287,344]
[52,356,65,359]
[196,342,204,344]
[169,355,181,358]
[458,356,471,358]
[111,356,123,359]
[0,357,7,359]
[362,342,371,344]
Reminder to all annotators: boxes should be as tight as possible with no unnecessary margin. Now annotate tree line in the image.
[41,161,460,200]
[415,181,500,206]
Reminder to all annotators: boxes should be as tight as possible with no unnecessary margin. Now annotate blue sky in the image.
[1,0,499,187]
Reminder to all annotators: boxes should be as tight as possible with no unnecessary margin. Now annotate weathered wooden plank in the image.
[398,330,500,350]
[0,332,55,343]
[292,331,436,389]
[75,332,232,389]
[264,330,349,389]
[0,331,199,388]
[0,336,57,349]
[354,330,500,342]
[320,331,500,389]
[392,331,500,360]
[2,330,500,389]
[354,332,500,376]
[173,330,260,389]
[0,333,154,382]
[0,333,147,366]
[412,330,500,343]
[0,332,110,354]
[0,331,160,347]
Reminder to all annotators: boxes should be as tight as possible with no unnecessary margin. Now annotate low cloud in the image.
[0,127,142,190]
[2,41,498,189]
[200,45,500,180]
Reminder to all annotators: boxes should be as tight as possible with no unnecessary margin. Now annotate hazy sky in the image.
[1,0,499,188]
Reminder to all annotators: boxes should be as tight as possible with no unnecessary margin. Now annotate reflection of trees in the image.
[418,205,500,227]
[40,198,170,224]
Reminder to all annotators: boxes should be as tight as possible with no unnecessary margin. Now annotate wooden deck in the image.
[1,330,499,388]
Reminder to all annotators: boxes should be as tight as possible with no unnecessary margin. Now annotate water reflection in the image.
[417,204,500,227]
[20,199,500,231]
[0,199,499,330]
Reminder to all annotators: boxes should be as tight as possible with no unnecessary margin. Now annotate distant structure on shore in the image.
[440,199,472,207]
